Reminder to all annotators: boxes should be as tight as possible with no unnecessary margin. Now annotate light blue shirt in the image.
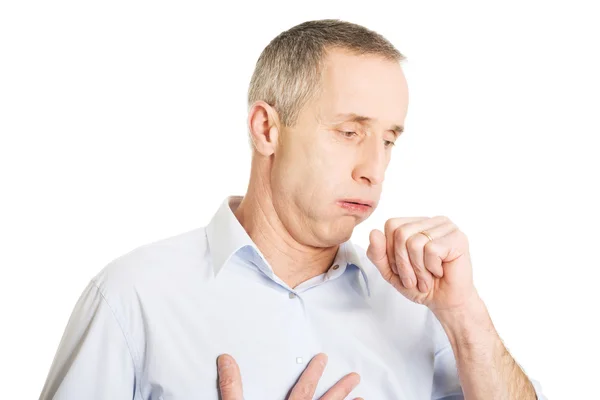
[40,195,547,399]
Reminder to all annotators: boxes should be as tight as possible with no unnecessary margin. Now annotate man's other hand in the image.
[217,353,363,400]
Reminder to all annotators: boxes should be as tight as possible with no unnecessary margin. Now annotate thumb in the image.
[217,354,243,400]
[367,229,394,280]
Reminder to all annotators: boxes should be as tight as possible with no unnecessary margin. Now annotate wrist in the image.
[432,293,497,349]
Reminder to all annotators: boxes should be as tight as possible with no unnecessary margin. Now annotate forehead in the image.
[317,48,408,125]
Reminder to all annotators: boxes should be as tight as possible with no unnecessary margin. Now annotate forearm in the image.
[433,294,536,400]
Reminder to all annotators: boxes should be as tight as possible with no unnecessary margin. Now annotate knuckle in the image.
[384,217,400,231]
[397,271,414,282]
[393,239,406,259]
[335,383,353,396]
[414,267,428,280]
[394,227,408,243]
[295,384,315,400]
[384,219,395,235]
[384,218,393,232]
[396,253,412,274]
[407,235,422,254]
[423,242,434,256]
[218,375,237,389]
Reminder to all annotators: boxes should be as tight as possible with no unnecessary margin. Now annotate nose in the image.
[352,135,387,186]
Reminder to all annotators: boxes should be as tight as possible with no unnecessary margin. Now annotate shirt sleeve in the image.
[39,279,139,400]
[429,310,548,400]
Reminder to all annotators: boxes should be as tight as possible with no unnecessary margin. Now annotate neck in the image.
[233,175,339,289]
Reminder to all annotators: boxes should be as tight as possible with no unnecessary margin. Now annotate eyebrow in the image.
[334,112,404,137]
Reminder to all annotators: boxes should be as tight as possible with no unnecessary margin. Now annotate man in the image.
[40,19,547,399]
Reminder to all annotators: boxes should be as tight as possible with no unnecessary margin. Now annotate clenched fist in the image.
[367,216,479,313]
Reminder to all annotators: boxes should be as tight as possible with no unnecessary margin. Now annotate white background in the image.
[1,1,598,398]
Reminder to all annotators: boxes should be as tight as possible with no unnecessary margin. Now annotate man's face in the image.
[271,47,409,247]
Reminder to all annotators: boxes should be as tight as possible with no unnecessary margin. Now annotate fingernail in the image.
[390,259,398,274]
[218,355,232,368]
[401,278,412,288]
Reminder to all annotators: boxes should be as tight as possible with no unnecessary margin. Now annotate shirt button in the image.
[288,292,297,299]
[296,357,303,364]
[332,264,339,270]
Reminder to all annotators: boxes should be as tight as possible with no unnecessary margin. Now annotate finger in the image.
[407,231,436,292]
[367,229,410,292]
[427,228,472,289]
[288,353,328,399]
[217,354,243,400]
[367,229,394,280]
[383,217,428,276]
[319,372,361,400]
[395,217,445,292]
[392,227,419,289]
[419,222,457,279]
[403,216,452,292]
[401,218,445,292]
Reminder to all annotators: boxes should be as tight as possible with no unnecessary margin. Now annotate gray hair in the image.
[247,19,406,146]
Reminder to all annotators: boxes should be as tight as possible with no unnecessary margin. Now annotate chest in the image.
[137,283,436,400]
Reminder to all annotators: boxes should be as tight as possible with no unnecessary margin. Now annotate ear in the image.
[247,101,282,156]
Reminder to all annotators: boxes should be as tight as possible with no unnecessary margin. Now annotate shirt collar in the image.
[205,195,371,297]
[205,195,255,276]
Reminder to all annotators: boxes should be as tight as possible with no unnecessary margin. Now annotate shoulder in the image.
[92,226,210,303]
[81,227,212,360]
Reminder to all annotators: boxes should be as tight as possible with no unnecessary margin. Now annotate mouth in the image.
[339,199,374,207]
[337,199,374,214]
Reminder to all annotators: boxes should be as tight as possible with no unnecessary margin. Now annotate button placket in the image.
[285,289,308,367]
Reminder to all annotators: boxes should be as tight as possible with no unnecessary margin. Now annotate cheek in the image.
[308,156,341,182]
[278,137,350,189]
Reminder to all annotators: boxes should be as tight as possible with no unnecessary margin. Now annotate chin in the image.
[321,220,355,244]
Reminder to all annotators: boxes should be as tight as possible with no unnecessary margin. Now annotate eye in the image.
[384,140,396,148]
[341,131,357,138]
